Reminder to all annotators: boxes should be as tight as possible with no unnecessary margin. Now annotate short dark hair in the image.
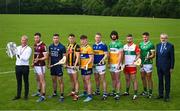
[142,32,150,36]
[34,32,41,37]
[69,33,75,37]
[53,33,59,37]
[127,34,133,37]
[96,32,102,37]
[80,35,87,40]
[110,31,119,40]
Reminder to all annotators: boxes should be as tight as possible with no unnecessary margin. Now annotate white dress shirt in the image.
[16,45,32,66]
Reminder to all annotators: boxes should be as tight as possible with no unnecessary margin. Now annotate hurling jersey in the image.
[80,44,94,69]
[123,43,140,66]
[67,43,80,66]
[49,43,66,65]
[93,42,108,65]
[139,41,155,64]
[33,41,47,66]
[109,40,123,64]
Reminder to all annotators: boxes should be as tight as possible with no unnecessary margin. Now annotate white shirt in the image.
[16,45,32,66]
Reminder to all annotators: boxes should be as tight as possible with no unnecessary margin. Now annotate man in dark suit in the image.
[156,33,175,102]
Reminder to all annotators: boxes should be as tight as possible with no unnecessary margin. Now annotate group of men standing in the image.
[13,31,174,103]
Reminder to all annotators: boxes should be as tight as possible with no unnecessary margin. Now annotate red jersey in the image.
[33,41,47,66]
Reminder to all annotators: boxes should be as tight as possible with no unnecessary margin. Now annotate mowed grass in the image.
[0,14,180,110]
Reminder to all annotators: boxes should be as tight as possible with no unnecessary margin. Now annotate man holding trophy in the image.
[10,35,32,100]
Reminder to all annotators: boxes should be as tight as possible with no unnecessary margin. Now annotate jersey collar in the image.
[143,41,150,45]
[95,41,103,45]
[53,42,60,46]
[36,41,42,46]
[127,42,133,46]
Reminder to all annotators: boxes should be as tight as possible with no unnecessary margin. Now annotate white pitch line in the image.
[0,69,34,75]
[0,70,15,74]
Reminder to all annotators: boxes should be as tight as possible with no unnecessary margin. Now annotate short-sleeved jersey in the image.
[139,41,155,64]
[123,43,140,66]
[80,45,94,69]
[67,43,80,66]
[109,40,123,64]
[49,43,66,65]
[93,42,108,65]
[33,41,47,66]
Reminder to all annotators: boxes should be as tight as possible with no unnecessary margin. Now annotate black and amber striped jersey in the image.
[67,43,80,66]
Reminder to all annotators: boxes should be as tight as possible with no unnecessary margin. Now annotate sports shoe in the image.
[147,94,152,99]
[92,91,100,96]
[36,96,45,102]
[108,91,116,97]
[73,94,79,101]
[32,92,40,97]
[132,95,138,100]
[122,92,129,96]
[59,96,64,102]
[79,93,87,98]
[101,94,108,100]
[67,91,75,97]
[83,96,92,102]
[114,95,120,100]
[140,91,147,96]
[48,93,57,98]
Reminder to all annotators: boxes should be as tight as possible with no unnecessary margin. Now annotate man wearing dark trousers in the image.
[156,33,175,102]
[13,35,32,100]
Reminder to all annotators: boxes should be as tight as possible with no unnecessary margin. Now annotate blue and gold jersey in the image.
[80,44,94,69]
[93,42,108,64]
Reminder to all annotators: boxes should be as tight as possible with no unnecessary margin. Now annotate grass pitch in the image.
[0,14,180,110]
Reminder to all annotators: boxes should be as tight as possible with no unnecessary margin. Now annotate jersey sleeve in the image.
[42,44,47,54]
[75,44,80,52]
[135,45,140,54]
[62,46,66,54]
[150,43,155,52]
[88,46,94,55]
[118,42,123,51]
[48,45,51,55]
[103,44,108,52]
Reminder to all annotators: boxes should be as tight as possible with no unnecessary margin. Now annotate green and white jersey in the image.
[139,41,155,64]
[109,40,123,64]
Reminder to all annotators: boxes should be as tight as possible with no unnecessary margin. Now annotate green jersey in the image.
[139,41,155,64]
[109,40,123,64]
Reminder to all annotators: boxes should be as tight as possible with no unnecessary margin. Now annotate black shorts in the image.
[50,65,63,77]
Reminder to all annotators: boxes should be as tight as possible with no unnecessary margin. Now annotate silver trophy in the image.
[6,42,18,58]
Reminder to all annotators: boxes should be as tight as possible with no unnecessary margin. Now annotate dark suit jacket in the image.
[156,42,175,71]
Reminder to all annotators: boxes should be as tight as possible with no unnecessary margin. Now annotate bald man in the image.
[13,35,32,100]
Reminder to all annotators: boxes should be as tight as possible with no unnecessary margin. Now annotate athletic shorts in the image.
[109,64,120,73]
[81,68,93,76]
[34,66,45,75]
[67,67,77,74]
[94,65,106,75]
[50,65,63,77]
[140,64,153,73]
[124,66,137,75]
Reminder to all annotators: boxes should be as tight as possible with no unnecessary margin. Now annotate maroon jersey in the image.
[33,41,47,66]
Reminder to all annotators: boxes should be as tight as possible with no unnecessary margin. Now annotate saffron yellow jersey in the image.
[80,44,94,69]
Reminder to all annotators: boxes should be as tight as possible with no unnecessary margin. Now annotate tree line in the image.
[0,0,180,18]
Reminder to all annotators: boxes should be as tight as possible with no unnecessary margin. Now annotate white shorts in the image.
[94,65,106,75]
[140,64,153,73]
[109,64,120,73]
[34,66,46,75]
[67,68,77,74]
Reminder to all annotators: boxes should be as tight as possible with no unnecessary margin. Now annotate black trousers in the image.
[15,66,29,97]
[157,67,171,98]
